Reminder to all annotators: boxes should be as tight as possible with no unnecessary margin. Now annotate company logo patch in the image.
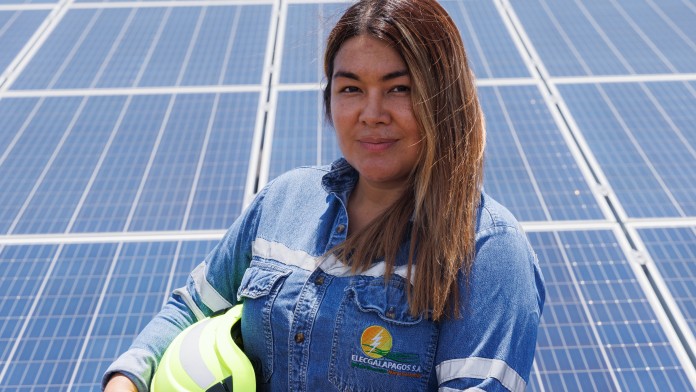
[361,325,393,358]
[351,325,422,378]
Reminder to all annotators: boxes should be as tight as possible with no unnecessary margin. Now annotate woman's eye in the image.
[390,85,411,93]
[339,86,360,93]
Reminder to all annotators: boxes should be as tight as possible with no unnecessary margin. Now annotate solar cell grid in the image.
[0,244,57,368]
[637,227,696,337]
[0,10,49,77]
[441,0,529,79]
[0,0,55,4]
[559,82,696,218]
[10,8,98,90]
[528,230,694,391]
[0,243,118,391]
[480,85,604,222]
[0,97,84,234]
[267,89,339,180]
[510,0,696,76]
[185,93,259,230]
[11,96,128,234]
[609,0,696,73]
[280,3,346,84]
[10,5,271,90]
[69,94,173,233]
[67,241,185,391]
[127,94,218,232]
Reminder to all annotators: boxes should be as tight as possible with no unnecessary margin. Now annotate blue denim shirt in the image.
[104,158,545,392]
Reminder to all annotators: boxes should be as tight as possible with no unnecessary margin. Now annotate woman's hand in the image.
[104,373,138,392]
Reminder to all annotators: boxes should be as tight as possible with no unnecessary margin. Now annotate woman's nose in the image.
[359,94,390,127]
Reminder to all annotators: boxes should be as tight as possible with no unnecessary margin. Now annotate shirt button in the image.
[336,224,346,234]
[314,275,325,285]
[386,306,396,319]
[294,332,305,343]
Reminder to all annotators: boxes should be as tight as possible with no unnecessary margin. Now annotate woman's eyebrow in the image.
[332,69,409,81]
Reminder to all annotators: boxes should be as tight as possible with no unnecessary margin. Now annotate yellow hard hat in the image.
[151,304,255,391]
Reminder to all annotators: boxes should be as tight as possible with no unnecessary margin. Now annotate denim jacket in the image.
[104,158,545,392]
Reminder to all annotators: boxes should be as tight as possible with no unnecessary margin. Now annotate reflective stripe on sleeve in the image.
[179,318,216,389]
[190,262,233,312]
[436,357,526,392]
[172,287,205,321]
[440,387,486,392]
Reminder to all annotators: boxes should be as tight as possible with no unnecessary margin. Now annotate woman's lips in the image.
[359,139,397,152]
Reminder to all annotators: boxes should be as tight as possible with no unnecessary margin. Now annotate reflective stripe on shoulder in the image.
[436,357,525,392]
[440,387,485,392]
[172,287,206,321]
[180,318,216,389]
[191,263,233,312]
[252,238,414,283]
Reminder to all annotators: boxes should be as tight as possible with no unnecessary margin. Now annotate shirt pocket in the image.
[237,260,292,383]
[328,277,439,392]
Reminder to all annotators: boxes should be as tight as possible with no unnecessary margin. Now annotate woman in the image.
[104,0,545,391]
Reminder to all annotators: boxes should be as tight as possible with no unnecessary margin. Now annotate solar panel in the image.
[636,227,696,337]
[558,81,696,218]
[480,85,604,222]
[510,0,696,76]
[266,89,340,181]
[0,0,695,390]
[10,5,271,90]
[0,10,49,77]
[528,230,694,391]
[441,0,529,78]
[280,3,347,84]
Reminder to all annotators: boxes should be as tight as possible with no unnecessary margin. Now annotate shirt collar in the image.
[321,157,359,194]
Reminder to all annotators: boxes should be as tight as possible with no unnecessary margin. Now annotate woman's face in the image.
[330,35,422,191]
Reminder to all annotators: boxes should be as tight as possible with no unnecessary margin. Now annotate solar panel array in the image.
[0,0,694,390]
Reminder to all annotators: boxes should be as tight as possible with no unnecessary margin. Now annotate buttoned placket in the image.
[288,199,348,391]
[287,268,333,391]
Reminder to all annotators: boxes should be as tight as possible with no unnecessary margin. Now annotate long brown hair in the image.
[323,0,485,321]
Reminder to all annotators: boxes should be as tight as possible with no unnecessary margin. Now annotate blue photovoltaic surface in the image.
[0,243,119,390]
[558,81,696,218]
[11,96,129,235]
[10,5,271,90]
[0,96,84,234]
[0,244,58,370]
[68,240,217,391]
[0,10,49,76]
[528,230,693,391]
[0,0,55,4]
[127,94,258,231]
[0,240,217,391]
[126,94,221,232]
[280,3,347,84]
[441,0,529,79]
[1,93,258,235]
[637,227,696,336]
[1,1,695,391]
[479,85,603,222]
[69,94,174,233]
[510,0,696,76]
[184,93,260,230]
[268,90,340,180]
